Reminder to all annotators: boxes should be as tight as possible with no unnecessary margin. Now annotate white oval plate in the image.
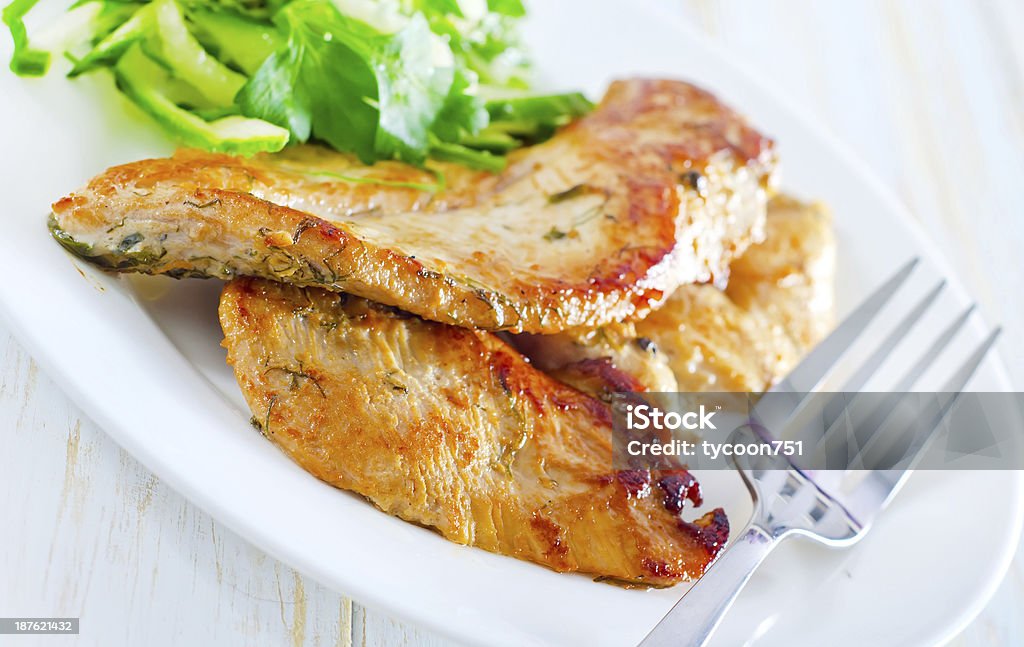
[0,1,1020,645]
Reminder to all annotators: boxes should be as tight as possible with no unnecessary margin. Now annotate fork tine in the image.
[937,327,1001,393]
[840,280,945,392]
[844,327,1001,473]
[805,318,994,471]
[774,257,919,394]
[751,258,918,433]
[821,329,1001,524]
[891,304,976,392]
[783,280,945,458]
[845,394,932,471]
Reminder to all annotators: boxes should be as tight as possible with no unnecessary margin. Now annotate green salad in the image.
[3,0,591,169]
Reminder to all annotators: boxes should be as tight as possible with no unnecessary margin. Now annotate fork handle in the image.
[638,526,776,647]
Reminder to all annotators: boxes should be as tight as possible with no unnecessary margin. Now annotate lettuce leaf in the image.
[371,12,454,162]
[238,0,379,161]
[239,0,461,164]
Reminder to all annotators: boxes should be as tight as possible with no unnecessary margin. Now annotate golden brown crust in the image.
[725,195,836,350]
[512,197,835,394]
[53,79,775,333]
[635,196,836,392]
[219,277,728,586]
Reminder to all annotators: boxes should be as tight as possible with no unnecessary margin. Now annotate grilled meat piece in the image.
[512,196,835,394]
[636,195,836,392]
[53,79,775,333]
[726,195,836,351]
[219,277,728,586]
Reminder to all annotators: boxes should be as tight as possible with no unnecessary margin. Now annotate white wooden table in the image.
[2,1,1022,645]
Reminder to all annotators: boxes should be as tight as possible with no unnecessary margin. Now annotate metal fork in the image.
[639,258,1001,647]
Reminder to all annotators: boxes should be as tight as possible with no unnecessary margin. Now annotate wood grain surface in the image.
[1,1,1021,645]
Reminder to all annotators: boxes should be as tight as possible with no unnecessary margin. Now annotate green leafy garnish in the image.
[543,227,566,241]
[285,166,446,192]
[548,183,599,204]
[3,0,49,74]
[487,0,524,17]
[5,0,592,169]
[238,0,381,159]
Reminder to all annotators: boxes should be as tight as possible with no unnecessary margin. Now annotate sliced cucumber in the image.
[429,140,505,172]
[146,0,247,107]
[68,1,156,77]
[186,8,281,76]
[115,44,289,155]
[3,0,50,75]
[457,125,521,153]
[485,92,593,125]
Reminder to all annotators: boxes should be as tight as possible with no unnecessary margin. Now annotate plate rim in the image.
[0,1,1021,645]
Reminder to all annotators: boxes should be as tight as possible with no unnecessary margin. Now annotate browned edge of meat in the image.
[53,79,775,334]
[636,195,836,392]
[219,277,728,587]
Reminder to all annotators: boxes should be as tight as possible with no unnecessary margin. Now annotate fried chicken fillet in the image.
[215,196,832,586]
[53,79,775,333]
[219,278,728,587]
[513,196,834,394]
[636,195,836,392]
